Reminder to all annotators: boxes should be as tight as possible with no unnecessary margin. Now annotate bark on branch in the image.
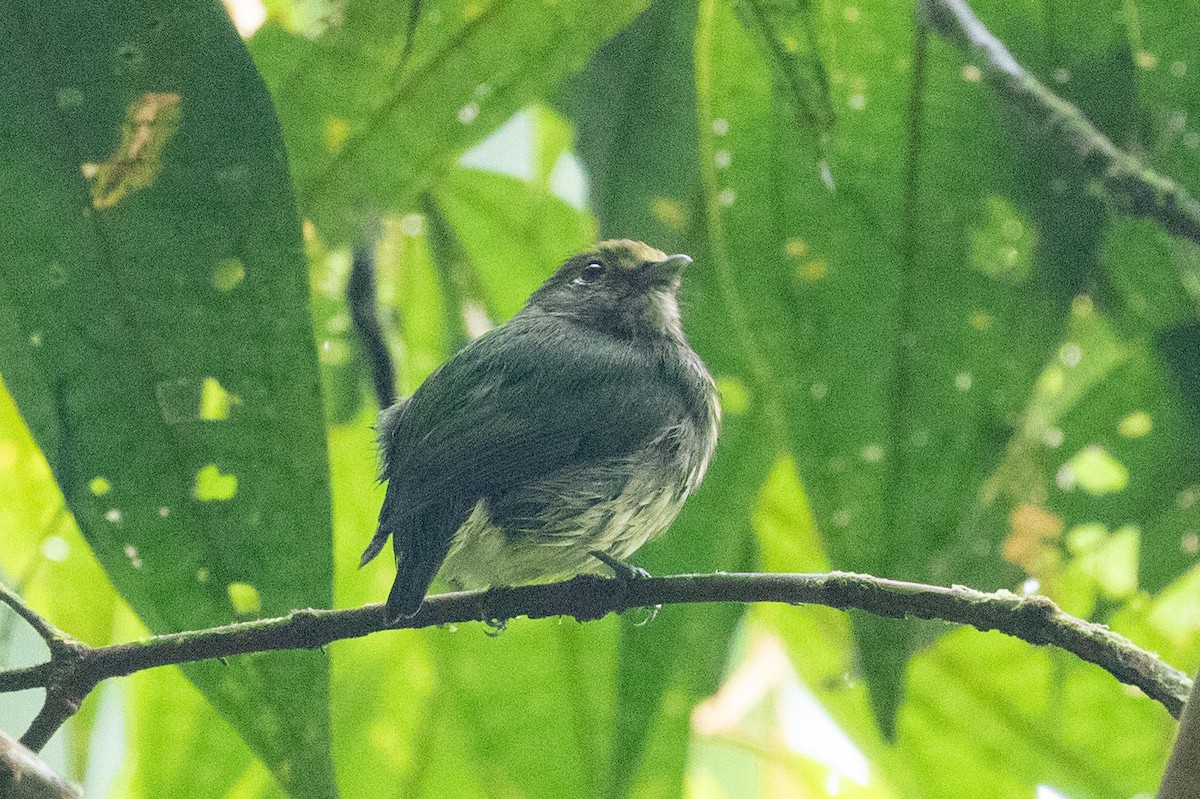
[1157,663,1200,798]
[1,570,1191,757]
[920,0,1200,245]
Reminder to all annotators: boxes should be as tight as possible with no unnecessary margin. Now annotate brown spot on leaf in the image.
[83,91,181,209]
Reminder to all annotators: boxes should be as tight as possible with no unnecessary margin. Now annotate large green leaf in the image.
[704,0,1182,736]
[113,606,284,799]
[896,630,1172,798]
[954,0,1200,593]
[754,461,1179,799]
[691,0,917,730]
[249,0,649,240]
[0,382,292,799]
[1122,0,1200,206]
[556,0,1200,781]
[432,167,597,319]
[974,299,1199,600]
[0,4,333,796]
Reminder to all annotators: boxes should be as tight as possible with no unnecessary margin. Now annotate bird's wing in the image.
[372,315,687,616]
[384,316,686,517]
[376,396,412,479]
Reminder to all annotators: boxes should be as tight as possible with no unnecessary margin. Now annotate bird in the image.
[361,239,720,622]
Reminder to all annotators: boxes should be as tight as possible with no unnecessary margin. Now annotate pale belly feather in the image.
[439,453,690,590]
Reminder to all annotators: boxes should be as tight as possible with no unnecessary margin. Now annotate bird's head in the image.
[526,240,693,341]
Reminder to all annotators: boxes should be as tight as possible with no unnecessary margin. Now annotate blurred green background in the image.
[2,0,1200,797]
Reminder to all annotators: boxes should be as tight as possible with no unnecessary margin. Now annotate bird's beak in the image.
[645,253,692,286]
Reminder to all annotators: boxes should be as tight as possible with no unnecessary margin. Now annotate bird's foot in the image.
[589,551,659,625]
[590,550,651,580]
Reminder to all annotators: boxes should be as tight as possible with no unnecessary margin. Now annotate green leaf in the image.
[728,0,834,154]
[693,0,929,733]
[113,607,284,799]
[758,484,1175,799]
[561,0,700,244]
[615,418,765,799]
[432,166,597,319]
[714,0,1160,736]
[894,629,1171,798]
[1113,560,1200,670]
[1103,219,1200,332]
[250,0,650,240]
[0,5,333,797]
[326,415,437,799]
[1123,1,1200,206]
[975,299,1199,596]
[308,236,368,425]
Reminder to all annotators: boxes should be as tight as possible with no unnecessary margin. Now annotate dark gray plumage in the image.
[361,240,720,622]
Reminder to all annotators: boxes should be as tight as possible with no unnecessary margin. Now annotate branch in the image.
[347,224,397,410]
[0,581,68,646]
[920,0,1200,245]
[0,729,81,799]
[0,580,90,752]
[1158,663,1200,797]
[0,571,1190,750]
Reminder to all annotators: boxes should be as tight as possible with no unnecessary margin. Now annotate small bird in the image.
[361,239,720,622]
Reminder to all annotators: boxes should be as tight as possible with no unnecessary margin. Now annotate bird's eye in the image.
[572,261,606,286]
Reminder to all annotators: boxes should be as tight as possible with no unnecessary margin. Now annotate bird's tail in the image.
[365,527,435,622]
[378,501,463,622]
[359,527,390,567]
[361,524,434,622]
[385,555,442,622]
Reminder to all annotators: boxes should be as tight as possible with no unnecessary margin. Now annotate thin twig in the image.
[0,571,1189,753]
[0,582,90,751]
[0,582,67,646]
[920,0,1200,245]
[347,220,397,409]
[18,684,86,754]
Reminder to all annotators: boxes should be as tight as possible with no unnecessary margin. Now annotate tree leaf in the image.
[0,381,117,783]
[0,4,333,796]
[432,167,596,320]
[115,606,285,799]
[250,0,649,240]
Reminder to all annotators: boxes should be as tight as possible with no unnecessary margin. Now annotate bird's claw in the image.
[590,550,660,625]
[590,550,651,580]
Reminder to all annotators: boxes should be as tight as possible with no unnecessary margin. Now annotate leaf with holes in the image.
[0,3,333,797]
